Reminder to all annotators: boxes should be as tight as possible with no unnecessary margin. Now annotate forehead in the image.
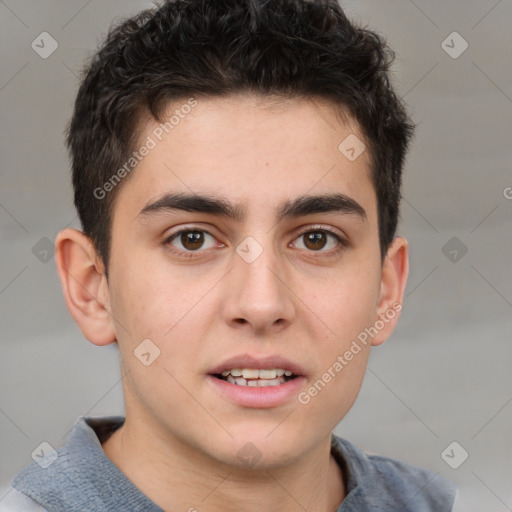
[113,94,377,225]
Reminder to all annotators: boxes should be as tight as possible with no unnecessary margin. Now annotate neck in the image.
[101,415,345,512]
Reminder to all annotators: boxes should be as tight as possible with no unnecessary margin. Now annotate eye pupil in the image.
[304,232,327,250]
[182,231,204,250]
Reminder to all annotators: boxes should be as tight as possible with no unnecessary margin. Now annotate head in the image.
[57,0,413,469]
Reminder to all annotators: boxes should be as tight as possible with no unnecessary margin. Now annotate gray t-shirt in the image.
[1,416,458,511]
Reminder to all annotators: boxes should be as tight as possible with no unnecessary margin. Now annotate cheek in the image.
[298,277,376,427]
[308,262,381,344]
[109,256,220,366]
[296,260,379,408]
[108,264,207,412]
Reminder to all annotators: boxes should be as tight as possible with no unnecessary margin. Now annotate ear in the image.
[370,236,409,347]
[55,228,116,346]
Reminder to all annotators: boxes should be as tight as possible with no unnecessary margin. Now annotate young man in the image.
[3,0,458,510]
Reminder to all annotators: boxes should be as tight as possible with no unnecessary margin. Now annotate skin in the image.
[56,94,408,512]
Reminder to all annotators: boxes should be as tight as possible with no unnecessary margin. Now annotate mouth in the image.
[212,368,298,387]
[206,354,306,407]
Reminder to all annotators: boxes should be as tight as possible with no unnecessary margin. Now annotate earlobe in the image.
[55,228,117,346]
[371,236,409,346]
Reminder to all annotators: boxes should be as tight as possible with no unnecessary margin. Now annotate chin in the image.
[206,429,308,471]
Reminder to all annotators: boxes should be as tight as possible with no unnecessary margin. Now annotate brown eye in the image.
[293,229,344,253]
[181,231,205,250]
[166,229,217,253]
[303,232,328,250]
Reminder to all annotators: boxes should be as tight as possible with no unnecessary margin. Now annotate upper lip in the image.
[208,354,306,376]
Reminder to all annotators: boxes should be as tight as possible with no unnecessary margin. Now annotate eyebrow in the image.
[138,192,367,223]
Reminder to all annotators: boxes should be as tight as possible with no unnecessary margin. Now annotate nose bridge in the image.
[223,234,295,330]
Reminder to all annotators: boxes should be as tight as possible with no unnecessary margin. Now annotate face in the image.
[102,94,399,468]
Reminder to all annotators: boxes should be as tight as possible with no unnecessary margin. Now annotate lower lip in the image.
[206,375,306,408]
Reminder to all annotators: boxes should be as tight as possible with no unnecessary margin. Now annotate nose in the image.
[221,240,296,335]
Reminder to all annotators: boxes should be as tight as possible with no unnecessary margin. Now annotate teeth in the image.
[217,368,298,386]
[225,376,286,387]
[219,368,294,379]
[242,369,260,379]
[261,378,283,387]
[258,369,277,379]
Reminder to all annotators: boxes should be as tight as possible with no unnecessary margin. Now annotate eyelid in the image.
[164,223,219,240]
[294,223,346,239]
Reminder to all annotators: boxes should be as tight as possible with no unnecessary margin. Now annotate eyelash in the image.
[164,225,348,259]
